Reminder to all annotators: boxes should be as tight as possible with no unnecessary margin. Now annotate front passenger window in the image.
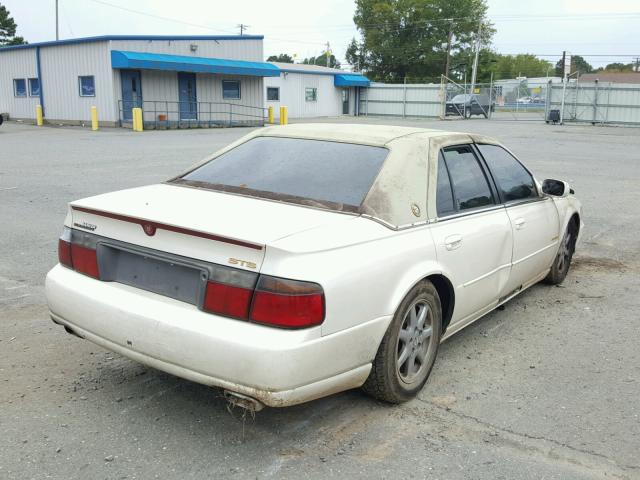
[477,144,537,202]
[442,146,494,211]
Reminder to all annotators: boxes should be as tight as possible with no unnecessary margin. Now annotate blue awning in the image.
[334,74,370,87]
[111,50,280,77]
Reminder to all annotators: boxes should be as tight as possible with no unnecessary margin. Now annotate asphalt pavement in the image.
[1,117,638,479]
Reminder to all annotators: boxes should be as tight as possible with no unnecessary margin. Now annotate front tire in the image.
[545,220,577,285]
[363,281,442,403]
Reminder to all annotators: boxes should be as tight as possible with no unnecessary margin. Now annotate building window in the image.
[222,80,241,100]
[266,87,280,101]
[78,76,95,97]
[28,78,40,97]
[305,87,317,102]
[13,79,27,97]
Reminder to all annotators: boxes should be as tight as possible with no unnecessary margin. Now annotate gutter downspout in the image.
[36,46,45,117]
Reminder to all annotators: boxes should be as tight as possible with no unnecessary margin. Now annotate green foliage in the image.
[0,4,26,46]
[595,62,636,73]
[348,0,493,83]
[484,53,553,81]
[266,53,294,63]
[302,51,341,69]
[554,54,593,76]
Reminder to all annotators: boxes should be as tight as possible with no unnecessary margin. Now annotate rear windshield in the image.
[174,136,389,211]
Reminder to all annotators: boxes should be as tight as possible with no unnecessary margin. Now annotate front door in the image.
[120,70,142,121]
[475,143,560,294]
[431,146,513,327]
[178,72,197,120]
[342,89,350,114]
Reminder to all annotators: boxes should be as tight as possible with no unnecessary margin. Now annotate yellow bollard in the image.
[268,106,274,124]
[279,106,288,125]
[132,107,143,132]
[91,106,99,131]
[36,105,43,126]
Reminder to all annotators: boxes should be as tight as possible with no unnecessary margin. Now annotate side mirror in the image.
[542,178,570,197]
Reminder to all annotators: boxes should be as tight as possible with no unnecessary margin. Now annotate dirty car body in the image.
[45,124,583,408]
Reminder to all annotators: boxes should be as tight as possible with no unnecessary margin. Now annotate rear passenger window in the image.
[442,146,494,211]
[436,153,455,216]
[477,144,537,202]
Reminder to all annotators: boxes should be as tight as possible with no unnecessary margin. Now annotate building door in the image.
[342,89,350,114]
[178,72,198,120]
[121,70,142,121]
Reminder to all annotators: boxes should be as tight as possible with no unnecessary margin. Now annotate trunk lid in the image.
[69,183,355,271]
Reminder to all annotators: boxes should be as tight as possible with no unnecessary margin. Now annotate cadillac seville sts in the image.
[45,124,582,409]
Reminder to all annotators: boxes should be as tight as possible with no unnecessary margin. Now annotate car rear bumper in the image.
[46,264,390,407]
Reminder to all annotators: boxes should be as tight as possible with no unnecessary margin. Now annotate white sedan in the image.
[46,124,582,409]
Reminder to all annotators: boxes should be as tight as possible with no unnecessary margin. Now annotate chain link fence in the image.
[358,77,640,126]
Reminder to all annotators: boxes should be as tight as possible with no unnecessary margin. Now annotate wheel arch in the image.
[389,269,456,335]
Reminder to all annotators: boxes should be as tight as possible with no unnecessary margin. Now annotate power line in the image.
[86,0,236,34]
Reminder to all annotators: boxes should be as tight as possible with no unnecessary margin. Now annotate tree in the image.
[0,4,26,46]
[348,0,493,83]
[266,53,294,63]
[484,53,553,81]
[596,62,635,73]
[302,51,341,69]
[554,54,593,76]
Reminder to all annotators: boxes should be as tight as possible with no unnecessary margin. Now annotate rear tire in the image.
[545,220,578,285]
[363,281,442,403]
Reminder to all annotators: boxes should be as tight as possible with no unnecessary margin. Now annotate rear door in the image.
[178,72,198,120]
[430,145,513,327]
[120,70,142,121]
[476,143,560,295]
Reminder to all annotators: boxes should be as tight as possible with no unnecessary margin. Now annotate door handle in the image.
[514,217,526,230]
[444,234,463,250]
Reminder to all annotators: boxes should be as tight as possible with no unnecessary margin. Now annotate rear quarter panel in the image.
[266,219,442,337]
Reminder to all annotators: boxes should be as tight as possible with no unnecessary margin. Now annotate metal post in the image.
[440,75,446,119]
[229,104,232,127]
[488,72,493,119]
[55,0,59,41]
[470,20,482,92]
[544,80,551,121]
[91,106,98,131]
[560,78,568,124]
[402,77,407,118]
[593,79,599,124]
[463,71,467,118]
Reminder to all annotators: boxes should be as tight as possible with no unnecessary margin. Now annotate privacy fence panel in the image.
[359,84,441,118]
[548,82,640,126]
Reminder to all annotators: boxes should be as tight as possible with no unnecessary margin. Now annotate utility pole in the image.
[635,57,640,73]
[326,41,331,67]
[237,24,249,36]
[444,19,453,81]
[470,20,482,92]
[55,0,59,40]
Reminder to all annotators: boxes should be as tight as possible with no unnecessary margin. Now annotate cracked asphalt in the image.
[1,118,639,479]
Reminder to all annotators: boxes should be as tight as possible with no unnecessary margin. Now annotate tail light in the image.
[202,267,325,329]
[250,276,325,328]
[57,226,100,278]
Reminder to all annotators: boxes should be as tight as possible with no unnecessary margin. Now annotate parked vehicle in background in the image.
[45,124,583,409]
[445,94,494,118]
[516,96,533,104]
[0,114,4,126]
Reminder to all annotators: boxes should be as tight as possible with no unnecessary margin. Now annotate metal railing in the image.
[118,100,268,129]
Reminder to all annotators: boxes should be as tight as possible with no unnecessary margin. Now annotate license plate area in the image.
[97,244,208,306]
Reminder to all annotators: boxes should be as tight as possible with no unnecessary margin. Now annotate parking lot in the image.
[1,117,639,480]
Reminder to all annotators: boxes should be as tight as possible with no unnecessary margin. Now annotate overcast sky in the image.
[3,0,639,69]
